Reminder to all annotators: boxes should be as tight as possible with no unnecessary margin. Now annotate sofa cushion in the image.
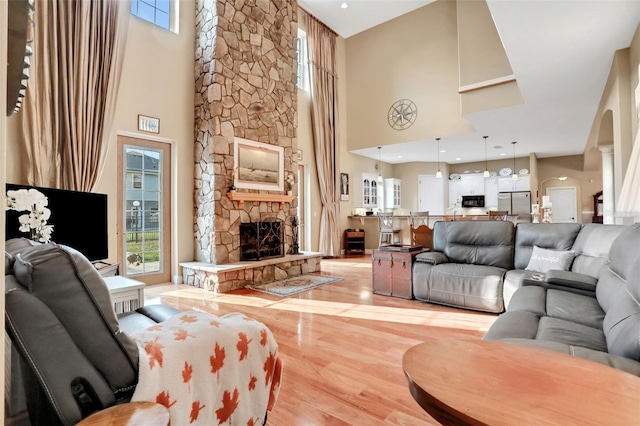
[507,286,603,329]
[514,223,582,270]
[535,317,607,352]
[503,269,533,308]
[602,295,640,361]
[525,246,575,273]
[426,263,506,313]
[570,223,625,277]
[433,220,514,270]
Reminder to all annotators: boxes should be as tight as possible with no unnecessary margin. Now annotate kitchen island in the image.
[347,214,520,253]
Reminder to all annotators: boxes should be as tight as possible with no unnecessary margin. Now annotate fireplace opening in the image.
[240,219,284,261]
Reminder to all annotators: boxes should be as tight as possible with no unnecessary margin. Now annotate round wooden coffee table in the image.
[76,401,170,426]
[403,338,640,425]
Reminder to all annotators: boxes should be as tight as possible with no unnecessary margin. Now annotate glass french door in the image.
[117,136,171,284]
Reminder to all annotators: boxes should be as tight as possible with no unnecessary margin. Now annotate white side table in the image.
[104,276,145,313]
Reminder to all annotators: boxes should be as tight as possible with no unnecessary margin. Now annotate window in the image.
[131,0,172,31]
[296,28,309,92]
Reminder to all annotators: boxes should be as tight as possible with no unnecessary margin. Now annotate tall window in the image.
[296,28,309,92]
[131,0,171,31]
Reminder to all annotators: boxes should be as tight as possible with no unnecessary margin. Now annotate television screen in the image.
[5,183,109,262]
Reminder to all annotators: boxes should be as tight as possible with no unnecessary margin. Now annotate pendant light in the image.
[435,138,442,179]
[483,136,490,178]
[377,146,383,182]
[511,141,518,180]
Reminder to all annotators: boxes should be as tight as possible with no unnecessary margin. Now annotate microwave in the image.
[461,195,485,208]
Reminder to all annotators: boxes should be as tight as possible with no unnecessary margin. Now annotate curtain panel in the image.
[306,13,341,257]
[22,0,129,191]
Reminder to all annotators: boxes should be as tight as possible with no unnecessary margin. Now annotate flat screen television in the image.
[5,183,109,262]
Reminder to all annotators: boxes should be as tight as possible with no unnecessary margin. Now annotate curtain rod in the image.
[298,5,339,37]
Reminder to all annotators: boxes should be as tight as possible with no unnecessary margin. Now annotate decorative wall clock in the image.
[387,99,417,130]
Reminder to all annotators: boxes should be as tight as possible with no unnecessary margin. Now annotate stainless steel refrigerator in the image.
[498,191,531,222]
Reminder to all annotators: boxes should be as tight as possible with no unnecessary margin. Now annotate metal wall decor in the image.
[387,99,417,130]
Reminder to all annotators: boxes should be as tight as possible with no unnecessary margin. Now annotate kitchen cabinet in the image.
[449,173,485,206]
[361,173,379,207]
[484,177,499,207]
[498,175,530,192]
[384,178,401,209]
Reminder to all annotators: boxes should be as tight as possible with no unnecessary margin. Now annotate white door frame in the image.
[118,131,179,283]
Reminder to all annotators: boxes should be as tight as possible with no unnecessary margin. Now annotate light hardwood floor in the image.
[145,256,499,425]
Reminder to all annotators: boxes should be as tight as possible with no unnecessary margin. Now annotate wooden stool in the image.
[76,402,170,426]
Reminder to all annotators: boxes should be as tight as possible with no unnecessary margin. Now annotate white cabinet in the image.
[498,176,530,192]
[361,173,379,207]
[449,174,485,206]
[384,178,401,209]
[484,177,499,207]
[460,174,485,195]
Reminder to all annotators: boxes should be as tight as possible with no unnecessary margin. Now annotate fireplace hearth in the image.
[240,219,284,261]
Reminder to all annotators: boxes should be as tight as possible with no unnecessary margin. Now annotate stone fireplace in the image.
[240,219,283,261]
[181,0,322,292]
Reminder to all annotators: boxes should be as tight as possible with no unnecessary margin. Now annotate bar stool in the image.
[378,212,401,246]
[409,211,433,250]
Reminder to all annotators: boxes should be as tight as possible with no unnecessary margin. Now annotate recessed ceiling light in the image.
[456,157,462,161]
[500,152,507,156]
[341,2,348,9]
[440,150,446,153]
[397,155,403,158]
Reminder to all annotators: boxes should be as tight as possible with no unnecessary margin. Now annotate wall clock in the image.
[387,99,417,130]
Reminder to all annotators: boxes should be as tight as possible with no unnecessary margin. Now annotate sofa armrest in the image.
[545,270,597,292]
[521,270,597,297]
[415,251,449,265]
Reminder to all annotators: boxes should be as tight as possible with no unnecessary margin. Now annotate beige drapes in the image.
[22,0,129,191]
[306,14,341,257]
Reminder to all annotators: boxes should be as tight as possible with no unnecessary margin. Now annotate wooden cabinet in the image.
[345,229,365,255]
[498,175,530,192]
[384,178,401,209]
[372,249,423,299]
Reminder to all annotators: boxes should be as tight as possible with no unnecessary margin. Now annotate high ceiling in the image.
[297,0,640,165]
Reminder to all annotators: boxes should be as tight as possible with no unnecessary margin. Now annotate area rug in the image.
[247,274,343,297]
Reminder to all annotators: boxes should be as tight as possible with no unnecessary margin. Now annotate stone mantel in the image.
[227,192,296,209]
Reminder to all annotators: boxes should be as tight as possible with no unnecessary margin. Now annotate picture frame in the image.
[138,114,160,134]
[234,137,284,191]
[340,172,349,201]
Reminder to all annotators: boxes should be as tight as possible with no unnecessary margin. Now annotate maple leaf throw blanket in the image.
[130,311,282,425]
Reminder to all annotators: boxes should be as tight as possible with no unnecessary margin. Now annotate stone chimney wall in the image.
[194,0,298,264]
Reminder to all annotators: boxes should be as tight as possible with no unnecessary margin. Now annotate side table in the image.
[104,276,145,313]
[372,247,427,299]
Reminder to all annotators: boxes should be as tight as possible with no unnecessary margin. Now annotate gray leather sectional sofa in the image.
[413,220,626,313]
[485,223,640,376]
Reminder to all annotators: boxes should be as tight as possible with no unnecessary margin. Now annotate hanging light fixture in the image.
[483,136,490,178]
[511,141,518,180]
[377,146,383,182]
[435,138,442,179]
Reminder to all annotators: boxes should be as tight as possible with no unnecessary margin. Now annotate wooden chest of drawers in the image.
[372,249,424,299]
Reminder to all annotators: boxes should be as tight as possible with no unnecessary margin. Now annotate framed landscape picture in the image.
[234,138,284,191]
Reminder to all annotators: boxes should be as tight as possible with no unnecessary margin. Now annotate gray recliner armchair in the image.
[4,239,180,425]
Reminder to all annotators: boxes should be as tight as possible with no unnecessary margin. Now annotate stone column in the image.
[194,0,298,264]
[599,145,615,224]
